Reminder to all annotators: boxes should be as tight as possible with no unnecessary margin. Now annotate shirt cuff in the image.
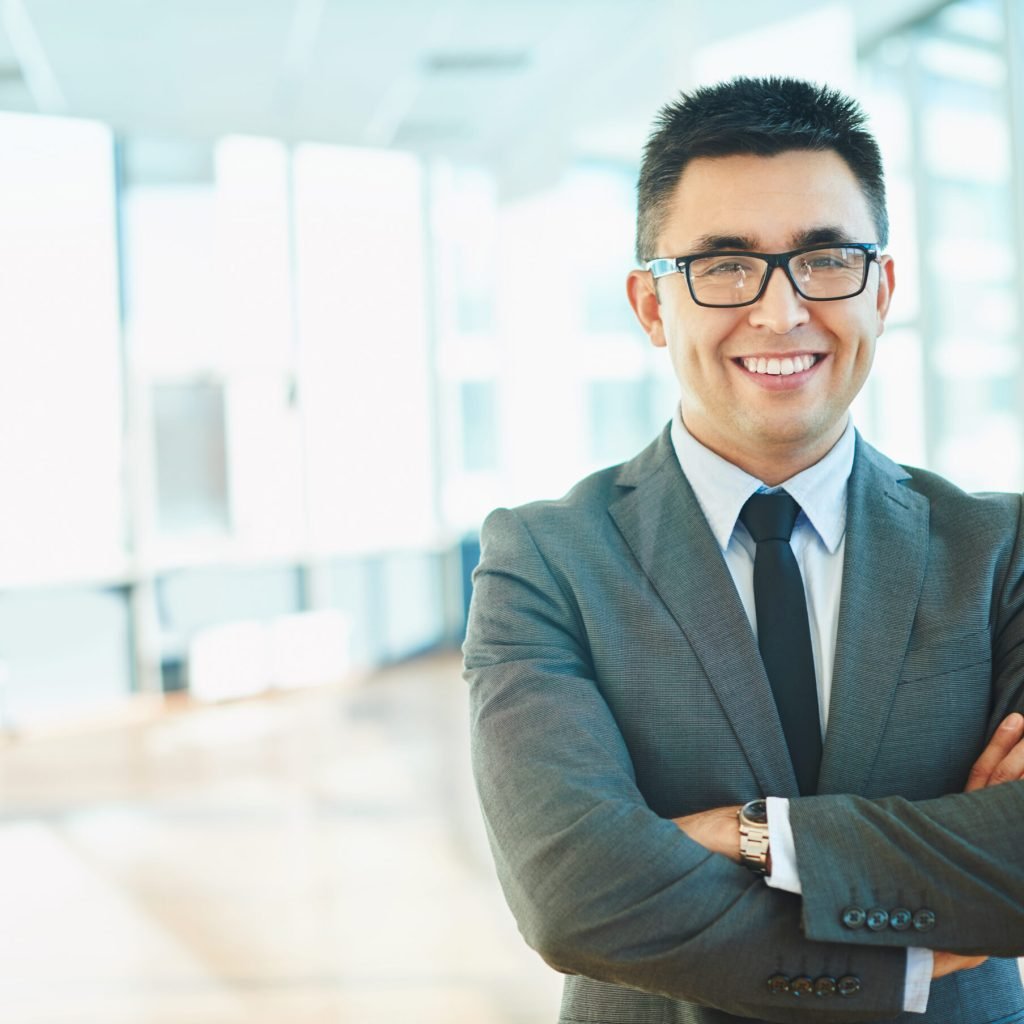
[763,796,801,893]
[903,948,933,1013]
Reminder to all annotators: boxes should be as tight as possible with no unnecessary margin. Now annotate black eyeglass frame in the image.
[645,242,880,309]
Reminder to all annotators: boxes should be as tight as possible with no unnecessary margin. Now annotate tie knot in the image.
[740,491,800,543]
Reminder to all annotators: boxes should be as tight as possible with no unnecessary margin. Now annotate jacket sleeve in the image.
[790,494,1024,956]
[464,507,909,1022]
[790,785,1024,954]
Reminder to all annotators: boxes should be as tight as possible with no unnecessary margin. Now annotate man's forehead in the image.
[661,150,875,251]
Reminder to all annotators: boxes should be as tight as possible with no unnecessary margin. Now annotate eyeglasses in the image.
[645,242,879,308]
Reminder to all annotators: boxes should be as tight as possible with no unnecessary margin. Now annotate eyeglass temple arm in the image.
[645,258,680,279]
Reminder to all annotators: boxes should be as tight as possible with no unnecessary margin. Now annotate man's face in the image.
[627,149,894,481]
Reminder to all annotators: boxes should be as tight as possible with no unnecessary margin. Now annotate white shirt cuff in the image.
[902,948,933,1012]
[763,796,801,893]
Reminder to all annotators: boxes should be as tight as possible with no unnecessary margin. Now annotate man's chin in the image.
[743,412,847,457]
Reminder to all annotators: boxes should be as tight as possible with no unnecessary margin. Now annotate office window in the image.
[459,381,499,473]
[860,0,1021,489]
[577,165,643,336]
[0,113,122,584]
[157,565,302,641]
[431,164,498,339]
[152,380,230,536]
[123,139,305,555]
[588,380,661,467]
[293,144,436,553]
[214,138,305,555]
[492,164,673,505]
[122,182,220,375]
[380,552,445,660]
[0,587,132,728]
[213,137,293,372]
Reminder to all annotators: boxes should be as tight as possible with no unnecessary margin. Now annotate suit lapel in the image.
[609,429,799,798]
[817,437,929,795]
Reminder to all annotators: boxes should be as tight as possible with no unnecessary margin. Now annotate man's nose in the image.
[747,265,810,333]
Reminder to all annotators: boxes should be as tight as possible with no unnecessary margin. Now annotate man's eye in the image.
[800,248,862,272]
[696,259,755,277]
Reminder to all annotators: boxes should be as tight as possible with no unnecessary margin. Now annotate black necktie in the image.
[740,492,822,795]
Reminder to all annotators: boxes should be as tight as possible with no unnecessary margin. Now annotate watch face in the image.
[742,799,768,825]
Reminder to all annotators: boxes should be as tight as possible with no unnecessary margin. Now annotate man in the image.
[463,77,1024,1023]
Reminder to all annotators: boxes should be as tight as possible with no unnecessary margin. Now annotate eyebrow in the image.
[792,226,857,247]
[687,226,857,254]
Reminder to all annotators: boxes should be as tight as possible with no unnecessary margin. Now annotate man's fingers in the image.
[931,951,988,979]
[965,712,1024,793]
[988,732,1024,785]
[671,805,743,862]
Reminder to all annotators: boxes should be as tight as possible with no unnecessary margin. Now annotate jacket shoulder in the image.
[899,461,1022,520]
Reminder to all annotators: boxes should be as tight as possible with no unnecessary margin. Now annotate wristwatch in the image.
[738,799,771,875]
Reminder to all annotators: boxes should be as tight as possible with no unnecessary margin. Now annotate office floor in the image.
[0,652,562,1024]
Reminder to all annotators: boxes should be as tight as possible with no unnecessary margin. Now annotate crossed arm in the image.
[467,503,1024,1019]
[673,711,1024,980]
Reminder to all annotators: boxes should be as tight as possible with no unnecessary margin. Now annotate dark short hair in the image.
[635,76,888,263]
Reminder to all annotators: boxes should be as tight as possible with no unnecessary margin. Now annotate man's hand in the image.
[964,711,1024,792]
[931,951,987,978]
[931,711,1024,978]
[671,805,743,862]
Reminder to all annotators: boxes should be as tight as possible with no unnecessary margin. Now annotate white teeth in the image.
[741,354,817,375]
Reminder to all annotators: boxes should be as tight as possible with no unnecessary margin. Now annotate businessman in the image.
[464,78,1024,1022]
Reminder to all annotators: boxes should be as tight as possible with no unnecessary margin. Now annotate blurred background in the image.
[0,0,1020,1021]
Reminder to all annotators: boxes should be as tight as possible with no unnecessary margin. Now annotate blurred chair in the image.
[188,610,351,702]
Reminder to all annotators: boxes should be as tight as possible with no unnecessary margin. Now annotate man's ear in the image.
[627,269,667,348]
[875,254,896,336]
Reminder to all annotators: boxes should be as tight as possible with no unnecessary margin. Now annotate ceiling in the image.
[0,0,946,188]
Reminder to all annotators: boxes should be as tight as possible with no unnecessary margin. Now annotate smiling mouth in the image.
[737,354,821,377]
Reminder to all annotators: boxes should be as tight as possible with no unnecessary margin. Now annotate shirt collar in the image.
[669,407,854,555]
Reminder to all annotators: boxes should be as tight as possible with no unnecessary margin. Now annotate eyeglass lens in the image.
[688,246,870,306]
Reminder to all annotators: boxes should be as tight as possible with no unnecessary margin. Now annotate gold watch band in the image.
[738,800,771,875]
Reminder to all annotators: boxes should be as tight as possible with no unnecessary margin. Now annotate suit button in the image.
[889,907,912,931]
[841,906,866,929]
[866,907,889,931]
[790,976,814,997]
[913,909,937,932]
[767,974,790,995]
[814,976,837,998]
[837,975,862,997]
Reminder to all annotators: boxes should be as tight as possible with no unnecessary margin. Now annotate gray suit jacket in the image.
[464,427,1024,1023]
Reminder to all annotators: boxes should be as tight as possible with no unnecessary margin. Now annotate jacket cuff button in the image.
[889,907,913,931]
[837,975,862,997]
[841,906,866,929]
[866,907,890,930]
[767,974,790,995]
[814,976,837,998]
[790,976,814,997]
[913,908,937,932]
